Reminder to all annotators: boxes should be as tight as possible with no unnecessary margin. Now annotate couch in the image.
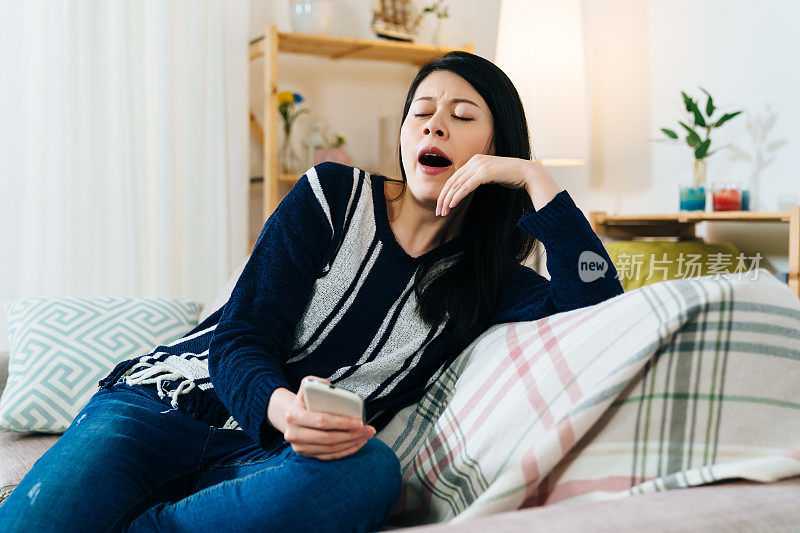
[2,348,800,531]
[3,267,800,531]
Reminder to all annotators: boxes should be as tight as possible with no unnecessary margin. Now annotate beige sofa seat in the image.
[0,351,61,502]
[396,476,800,532]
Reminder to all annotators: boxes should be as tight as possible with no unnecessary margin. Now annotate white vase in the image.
[289,0,334,34]
[432,16,449,47]
[280,129,303,174]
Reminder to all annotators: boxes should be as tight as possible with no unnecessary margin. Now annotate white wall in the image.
[580,0,799,272]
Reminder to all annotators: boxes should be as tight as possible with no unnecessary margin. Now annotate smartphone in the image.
[300,377,365,423]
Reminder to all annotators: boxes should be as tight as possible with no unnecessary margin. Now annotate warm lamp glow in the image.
[495,0,589,166]
[536,158,586,167]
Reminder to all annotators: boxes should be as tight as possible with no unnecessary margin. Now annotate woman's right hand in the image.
[279,375,376,461]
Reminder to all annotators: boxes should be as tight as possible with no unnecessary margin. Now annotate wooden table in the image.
[588,208,800,299]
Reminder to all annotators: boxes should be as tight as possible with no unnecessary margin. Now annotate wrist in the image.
[525,161,563,211]
[266,387,293,434]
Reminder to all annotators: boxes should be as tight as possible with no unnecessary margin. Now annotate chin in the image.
[406,176,444,202]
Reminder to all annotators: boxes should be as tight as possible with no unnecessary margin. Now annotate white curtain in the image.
[0,0,249,351]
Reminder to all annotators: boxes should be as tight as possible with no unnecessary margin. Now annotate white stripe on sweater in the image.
[372,319,448,400]
[286,238,383,364]
[307,166,335,236]
[290,180,373,357]
[166,324,217,347]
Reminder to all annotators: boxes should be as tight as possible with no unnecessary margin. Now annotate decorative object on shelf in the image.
[304,120,330,171]
[727,104,786,211]
[679,182,706,211]
[370,0,426,42]
[289,0,334,34]
[313,131,351,166]
[712,182,743,211]
[422,0,450,46]
[655,87,743,188]
[277,91,309,174]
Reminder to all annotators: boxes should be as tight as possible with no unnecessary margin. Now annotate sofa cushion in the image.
[378,271,800,527]
[0,431,60,505]
[603,240,742,291]
[393,476,800,532]
[0,297,202,433]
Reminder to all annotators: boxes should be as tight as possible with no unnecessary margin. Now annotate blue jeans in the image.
[0,381,402,532]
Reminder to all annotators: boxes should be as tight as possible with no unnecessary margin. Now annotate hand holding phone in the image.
[282,375,375,461]
[300,377,365,422]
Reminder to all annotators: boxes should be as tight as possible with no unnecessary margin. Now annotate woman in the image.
[0,51,622,532]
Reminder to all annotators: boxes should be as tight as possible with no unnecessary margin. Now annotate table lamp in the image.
[494,0,589,167]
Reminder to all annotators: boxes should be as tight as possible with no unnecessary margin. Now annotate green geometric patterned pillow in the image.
[0,297,203,433]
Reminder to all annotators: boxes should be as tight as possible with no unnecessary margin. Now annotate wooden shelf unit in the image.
[248,26,474,237]
[588,208,800,298]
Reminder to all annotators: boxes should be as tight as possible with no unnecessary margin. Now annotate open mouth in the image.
[418,153,453,167]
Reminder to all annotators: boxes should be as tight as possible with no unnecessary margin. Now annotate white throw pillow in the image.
[0,296,203,433]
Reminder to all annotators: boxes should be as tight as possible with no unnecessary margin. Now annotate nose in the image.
[422,113,448,139]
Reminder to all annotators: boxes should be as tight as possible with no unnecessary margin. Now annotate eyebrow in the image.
[413,97,480,108]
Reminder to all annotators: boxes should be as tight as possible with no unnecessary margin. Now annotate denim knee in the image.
[352,438,403,529]
[359,438,402,487]
[344,438,402,508]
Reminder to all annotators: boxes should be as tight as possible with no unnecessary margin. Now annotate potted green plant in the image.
[657,87,743,187]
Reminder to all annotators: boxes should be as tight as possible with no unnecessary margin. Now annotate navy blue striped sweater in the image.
[98,161,623,449]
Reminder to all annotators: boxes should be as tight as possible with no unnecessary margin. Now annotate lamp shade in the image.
[494,0,589,166]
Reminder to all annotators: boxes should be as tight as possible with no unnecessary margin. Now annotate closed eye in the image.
[414,114,473,121]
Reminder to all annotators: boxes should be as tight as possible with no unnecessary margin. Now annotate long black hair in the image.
[382,50,538,358]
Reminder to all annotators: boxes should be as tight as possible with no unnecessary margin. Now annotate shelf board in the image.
[249,31,474,65]
[593,211,792,225]
[249,174,302,185]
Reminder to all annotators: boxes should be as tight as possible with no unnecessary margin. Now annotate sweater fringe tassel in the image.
[116,356,241,431]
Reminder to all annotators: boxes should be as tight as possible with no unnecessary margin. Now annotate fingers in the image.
[312,440,370,461]
[287,407,365,432]
[446,175,475,213]
[284,423,374,447]
[437,171,461,216]
[286,424,376,460]
[439,172,473,216]
[287,430,373,454]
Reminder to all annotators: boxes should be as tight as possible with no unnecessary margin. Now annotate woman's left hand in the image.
[436,155,561,216]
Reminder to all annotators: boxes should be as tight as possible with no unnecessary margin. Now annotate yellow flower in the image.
[277,91,294,106]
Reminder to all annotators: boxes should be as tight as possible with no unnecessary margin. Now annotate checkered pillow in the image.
[0,297,202,433]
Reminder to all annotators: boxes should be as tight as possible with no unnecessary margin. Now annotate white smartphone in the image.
[300,378,365,423]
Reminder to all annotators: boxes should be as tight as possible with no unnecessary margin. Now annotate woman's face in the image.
[400,70,494,209]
